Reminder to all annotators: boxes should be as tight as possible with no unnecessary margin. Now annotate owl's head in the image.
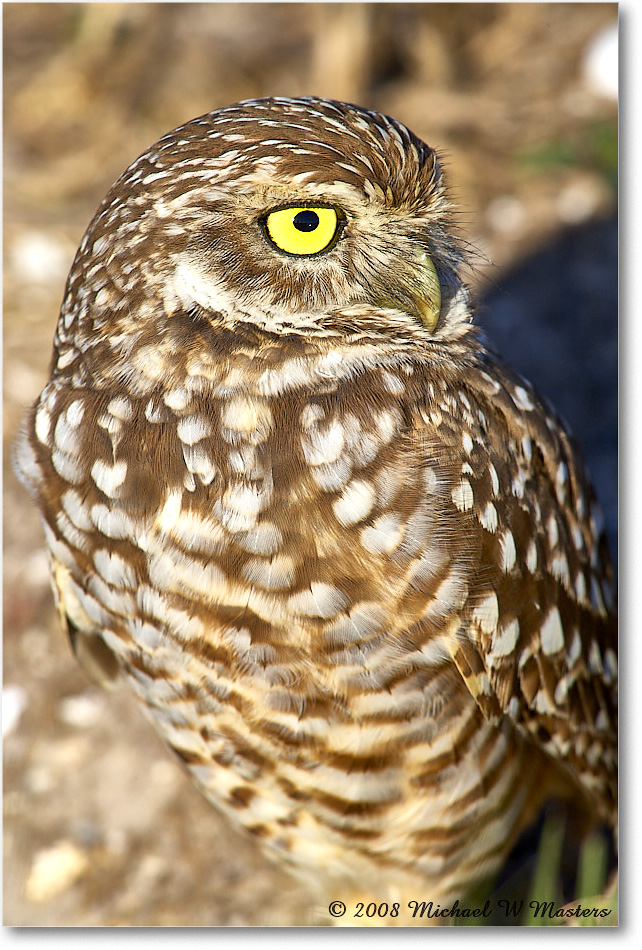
[63,97,471,352]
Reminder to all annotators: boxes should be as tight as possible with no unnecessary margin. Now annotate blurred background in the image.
[3,2,617,926]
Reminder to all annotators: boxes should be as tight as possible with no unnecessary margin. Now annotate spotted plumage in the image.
[15,96,616,917]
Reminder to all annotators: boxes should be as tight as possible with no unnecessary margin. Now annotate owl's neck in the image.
[66,289,480,402]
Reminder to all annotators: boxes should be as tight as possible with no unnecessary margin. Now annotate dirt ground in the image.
[3,3,617,927]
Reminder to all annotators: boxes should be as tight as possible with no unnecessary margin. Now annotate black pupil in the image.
[293,210,320,232]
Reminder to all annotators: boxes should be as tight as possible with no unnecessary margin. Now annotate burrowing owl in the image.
[16,97,616,920]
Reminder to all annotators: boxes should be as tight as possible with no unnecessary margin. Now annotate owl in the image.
[15,97,616,922]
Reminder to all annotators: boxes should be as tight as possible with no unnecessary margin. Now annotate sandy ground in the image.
[3,3,617,927]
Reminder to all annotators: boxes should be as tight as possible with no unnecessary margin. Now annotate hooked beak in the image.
[374,250,442,332]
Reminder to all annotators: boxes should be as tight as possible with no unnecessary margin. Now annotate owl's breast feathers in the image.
[17,323,616,832]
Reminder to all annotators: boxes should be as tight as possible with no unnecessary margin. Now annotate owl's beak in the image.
[409,251,442,332]
[376,251,441,332]
[410,291,441,332]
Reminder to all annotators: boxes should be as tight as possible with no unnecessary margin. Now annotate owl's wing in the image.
[442,361,617,820]
[14,407,122,689]
[52,556,122,689]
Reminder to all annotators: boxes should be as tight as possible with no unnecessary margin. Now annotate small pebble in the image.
[556,178,603,224]
[2,685,27,737]
[58,693,104,729]
[583,23,618,100]
[9,231,73,285]
[24,840,89,903]
[485,195,527,237]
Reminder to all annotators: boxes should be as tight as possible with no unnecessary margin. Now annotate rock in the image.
[24,840,89,903]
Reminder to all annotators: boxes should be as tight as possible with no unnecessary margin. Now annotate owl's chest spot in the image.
[220,394,275,447]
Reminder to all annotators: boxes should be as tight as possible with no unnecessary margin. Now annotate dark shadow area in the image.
[478,216,618,562]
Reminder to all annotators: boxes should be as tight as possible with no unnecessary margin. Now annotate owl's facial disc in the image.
[173,175,445,335]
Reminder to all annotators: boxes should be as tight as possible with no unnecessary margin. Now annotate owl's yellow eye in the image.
[264,207,341,256]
